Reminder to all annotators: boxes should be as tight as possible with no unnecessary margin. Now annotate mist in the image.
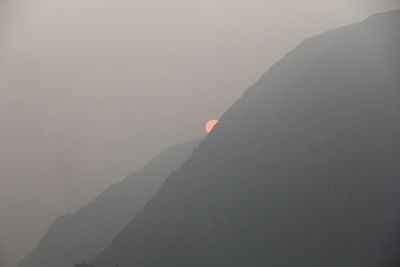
[1,1,399,266]
[0,241,7,267]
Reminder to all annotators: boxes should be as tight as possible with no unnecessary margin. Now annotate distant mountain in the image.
[93,10,400,267]
[17,139,201,267]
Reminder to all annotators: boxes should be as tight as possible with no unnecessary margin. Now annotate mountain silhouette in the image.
[92,10,400,267]
[17,139,201,267]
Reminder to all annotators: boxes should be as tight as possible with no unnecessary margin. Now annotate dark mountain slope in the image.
[93,10,400,267]
[17,139,201,267]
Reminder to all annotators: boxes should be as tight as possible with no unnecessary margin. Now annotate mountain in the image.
[93,10,400,267]
[17,139,202,267]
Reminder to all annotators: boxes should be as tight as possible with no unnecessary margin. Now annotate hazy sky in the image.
[1,1,399,266]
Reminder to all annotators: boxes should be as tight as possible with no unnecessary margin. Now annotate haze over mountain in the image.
[17,139,201,267]
[93,10,400,267]
[0,242,7,267]
[1,1,400,267]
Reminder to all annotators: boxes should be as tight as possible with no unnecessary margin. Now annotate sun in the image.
[205,120,218,134]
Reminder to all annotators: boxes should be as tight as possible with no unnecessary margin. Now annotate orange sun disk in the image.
[205,120,219,134]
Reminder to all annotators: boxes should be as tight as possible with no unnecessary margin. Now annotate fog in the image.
[1,0,399,266]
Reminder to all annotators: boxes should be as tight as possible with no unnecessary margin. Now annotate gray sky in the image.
[1,1,399,266]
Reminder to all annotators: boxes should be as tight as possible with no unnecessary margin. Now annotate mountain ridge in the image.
[17,138,202,267]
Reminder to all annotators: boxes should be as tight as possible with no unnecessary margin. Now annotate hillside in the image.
[93,10,400,267]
